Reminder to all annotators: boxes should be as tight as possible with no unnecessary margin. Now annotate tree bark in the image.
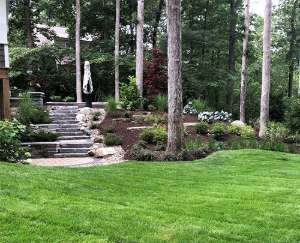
[298,51,300,97]
[115,0,121,102]
[227,0,238,110]
[259,0,273,138]
[240,0,251,123]
[166,0,184,153]
[136,0,144,97]
[24,0,34,48]
[287,0,296,97]
[152,0,164,48]
[75,0,82,103]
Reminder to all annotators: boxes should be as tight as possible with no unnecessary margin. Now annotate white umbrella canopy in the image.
[83,61,93,94]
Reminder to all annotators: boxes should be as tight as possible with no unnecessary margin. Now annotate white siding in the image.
[0,0,8,44]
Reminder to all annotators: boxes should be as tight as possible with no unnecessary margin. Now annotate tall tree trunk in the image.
[259,0,273,138]
[75,0,82,103]
[115,0,121,102]
[288,0,297,97]
[240,0,251,123]
[298,51,300,97]
[202,0,210,60]
[24,0,34,48]
[227,0,238,110]
[136,0,144,97]
[166,0,184,153]
[128,0,135,53]
[152,0,164,48]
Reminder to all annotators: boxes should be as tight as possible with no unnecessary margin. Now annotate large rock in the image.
[89,146,121,158]
[231,120,245,127]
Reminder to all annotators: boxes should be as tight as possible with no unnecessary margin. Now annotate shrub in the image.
[185,138,205,151]
[265,122,289,142]
[93,111,102,121]
[22,130,59,142]
[124,111,132,119]
[195,122,209,135]
[144,114,166,125]
[210,123,227,140]
[130,142,155,161]
[228,124,242,135]
[105,97,118,117]
[17,93,51,125]
[139,126,167,145]
[63,96,75,102]
[120,76,142,110]
[105,121,117,133]
[240,125,256,139]
[104,133,123,146]
[191,99,209,113]
[198,111,232,123]
[0,120,29,162]
[144,49,168,99]
[50,95,62,102]
[284,134,300,144]
[154,95,168,112]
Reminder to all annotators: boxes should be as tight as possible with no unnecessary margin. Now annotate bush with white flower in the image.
[183,102,198,115]
[198,111,232,123]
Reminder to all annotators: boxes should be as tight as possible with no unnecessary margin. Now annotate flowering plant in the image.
[198,111,232,123]
[183,102,198,115]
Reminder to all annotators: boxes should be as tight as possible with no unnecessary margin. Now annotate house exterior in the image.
[0,0,10,119]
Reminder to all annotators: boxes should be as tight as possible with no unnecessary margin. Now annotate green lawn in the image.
[1,150,300,242]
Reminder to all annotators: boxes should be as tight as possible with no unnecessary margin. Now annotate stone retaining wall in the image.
[23,142,59,158]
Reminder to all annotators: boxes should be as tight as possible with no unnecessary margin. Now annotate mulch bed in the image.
[99,111,239,160]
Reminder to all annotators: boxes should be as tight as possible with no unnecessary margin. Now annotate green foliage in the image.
[139,126,167,145]
[104,133,123,146]
[144,114,166,125]
[285,98,300,133]
[195,122,209,135]
[120,76,142,111]
[185,138,205,151]
[90,122,102,130]
[50,96,62,102]
[92,112,102,121]
[191,99,210,113]
[17,93,51,125]
[63,96,75,102]
[265,122,289,142]
[240,125,256,139]
[105,97,118,117]
[22,130,59,142]
[228,125,242,135]
[0,120,28,162]
[154,95,168,112]
[130,142,155,161]
[210,123,227,140]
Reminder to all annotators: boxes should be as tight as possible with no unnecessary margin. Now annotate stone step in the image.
[59,135,90,140]
[60,142,92,149]
[56,131,85,136]
[37,124,80,129]
[59,148,90,153]
[50,115,77,119]
[53,153,89,158]
[53,120,78,124]
[50,128,82,133]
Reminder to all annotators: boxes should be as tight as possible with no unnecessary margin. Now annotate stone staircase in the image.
[35,105,93,158]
